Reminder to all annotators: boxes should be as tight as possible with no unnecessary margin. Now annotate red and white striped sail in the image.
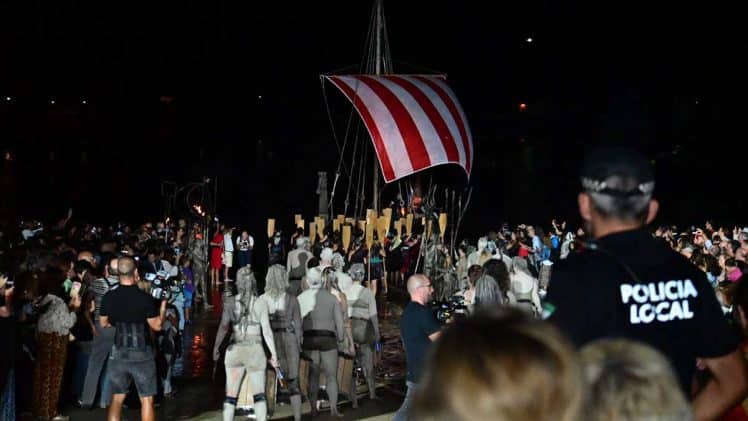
[324,75,473,183]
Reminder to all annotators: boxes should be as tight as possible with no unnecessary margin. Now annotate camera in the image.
[145,270,176,301]
[431,294,468,323]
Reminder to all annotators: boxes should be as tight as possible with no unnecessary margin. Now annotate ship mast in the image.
[372,0,384,214]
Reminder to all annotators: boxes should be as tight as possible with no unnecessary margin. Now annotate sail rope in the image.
[322,76,360,217]
[326,0,396,220]
[353,130,368,220]
[344,122,362,217]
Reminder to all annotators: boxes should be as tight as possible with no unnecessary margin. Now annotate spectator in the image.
[580,338,691,421]
[412,309,582,421]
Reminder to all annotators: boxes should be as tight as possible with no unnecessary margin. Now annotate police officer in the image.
[99,256,166,421]
[544,146,748,420]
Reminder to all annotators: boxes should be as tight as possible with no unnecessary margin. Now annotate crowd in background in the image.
[4,214,748,420]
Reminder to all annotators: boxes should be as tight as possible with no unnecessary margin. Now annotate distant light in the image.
[81,99,87,105]
[258,95,262,100]
[695,99,699,105]
[3,151,12,161]
[4,96,10,102]
[526,37,533,43]
[519,103,528,111]
[50,99,55,105]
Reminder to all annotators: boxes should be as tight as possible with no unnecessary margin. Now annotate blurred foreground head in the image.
[580,338,691,421]
[413,309,582,421]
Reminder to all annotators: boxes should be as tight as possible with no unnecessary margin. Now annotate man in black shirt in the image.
[394,274,441,421]
[545,146,747,420]
[100,257,166,421]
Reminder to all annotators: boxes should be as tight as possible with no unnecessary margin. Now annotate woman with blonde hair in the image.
[579,338,692,421]
[259,264,303,421]
[222,267,279,421]
[412,309,582,421]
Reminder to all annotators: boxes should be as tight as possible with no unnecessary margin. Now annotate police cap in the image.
[580,146,655,197]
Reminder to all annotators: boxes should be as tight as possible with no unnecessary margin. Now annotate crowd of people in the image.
[0,217,210,420]
[393,147,748,421]
[3,147,748,420]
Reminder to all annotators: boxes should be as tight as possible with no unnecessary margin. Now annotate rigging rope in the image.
[328,0,396,219]
[344,122,362,217]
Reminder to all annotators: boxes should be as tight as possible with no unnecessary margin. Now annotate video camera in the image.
[144,270,178,301]
[431,294,468,323]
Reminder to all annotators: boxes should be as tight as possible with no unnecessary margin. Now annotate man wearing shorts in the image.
[100,257,166,421]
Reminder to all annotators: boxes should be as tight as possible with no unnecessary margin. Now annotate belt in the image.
[304,330,336,338]
[232,336,263,345]
[517,298,533,304]
[273,327,295,333]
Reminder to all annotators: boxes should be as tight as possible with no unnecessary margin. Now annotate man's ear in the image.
[646,199,659,225]
[578,192,592,222]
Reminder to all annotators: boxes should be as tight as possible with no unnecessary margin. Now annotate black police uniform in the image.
[545,228,740,393]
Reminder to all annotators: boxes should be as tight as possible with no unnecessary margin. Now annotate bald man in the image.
[393,274,441,421]
[100,257,167,421]
[77,250,97,268]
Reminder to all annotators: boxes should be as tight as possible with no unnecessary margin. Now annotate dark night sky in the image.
[2,1,747,238]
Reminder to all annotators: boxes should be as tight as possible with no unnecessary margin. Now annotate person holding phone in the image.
[32,268,81,421]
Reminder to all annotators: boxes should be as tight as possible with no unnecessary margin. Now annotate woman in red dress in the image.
[210,230,224,286]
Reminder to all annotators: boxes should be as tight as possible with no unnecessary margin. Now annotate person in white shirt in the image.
[236,231,254,269]
[223,227,235,280]
[509,257,542,317]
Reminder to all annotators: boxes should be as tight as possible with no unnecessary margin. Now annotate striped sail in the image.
[325,75,473,183]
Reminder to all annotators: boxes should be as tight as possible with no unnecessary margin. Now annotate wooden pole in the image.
[342,225,351,251]
[309,222,317,246]
[366,222,374,285]
[316,217,325,240]
[439,213,447,241]
[267,219,275,238]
